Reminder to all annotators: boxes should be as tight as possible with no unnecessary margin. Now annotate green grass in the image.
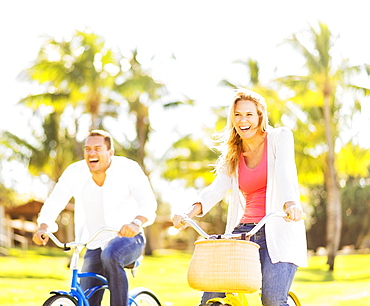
[1,248,370,305]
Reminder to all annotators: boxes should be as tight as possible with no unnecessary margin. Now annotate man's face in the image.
[84,136,113,174]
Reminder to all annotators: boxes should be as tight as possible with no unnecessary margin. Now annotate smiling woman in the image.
[172,88,307,306]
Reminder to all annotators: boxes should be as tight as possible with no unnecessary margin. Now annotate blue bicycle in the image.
[42,228,161,306]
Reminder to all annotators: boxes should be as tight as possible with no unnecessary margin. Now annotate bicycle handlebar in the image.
[183,212,306,240]
[44,227,119,250]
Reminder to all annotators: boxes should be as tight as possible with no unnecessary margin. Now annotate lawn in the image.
[1,248,369,305]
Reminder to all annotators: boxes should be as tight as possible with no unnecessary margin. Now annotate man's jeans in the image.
[200,225,297,306]
[81,233,145,306]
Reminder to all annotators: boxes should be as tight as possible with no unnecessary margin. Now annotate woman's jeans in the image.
[80,233,145,306]
[200,224,297,306]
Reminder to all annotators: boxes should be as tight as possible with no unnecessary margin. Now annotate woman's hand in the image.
[284,201,303,222]
[172,214,189,230]
[172,202,203,230]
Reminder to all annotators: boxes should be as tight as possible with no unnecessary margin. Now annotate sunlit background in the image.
[1,0,369,207]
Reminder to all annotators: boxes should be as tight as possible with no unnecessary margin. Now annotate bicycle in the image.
[41,227,161,306]
[182,212,303,306]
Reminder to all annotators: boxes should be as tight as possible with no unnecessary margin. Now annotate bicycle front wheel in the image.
[129,287,161,306]
[287,291,301,306]
[43,294,78,306]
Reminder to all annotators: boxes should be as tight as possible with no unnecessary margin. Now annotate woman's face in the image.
[232,99,261,140]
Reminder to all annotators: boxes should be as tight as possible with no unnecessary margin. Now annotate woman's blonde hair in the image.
[215,88,268,176]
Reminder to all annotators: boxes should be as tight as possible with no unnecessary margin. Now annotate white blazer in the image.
[196,127,308,267]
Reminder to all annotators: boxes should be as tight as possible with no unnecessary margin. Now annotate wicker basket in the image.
[187,239,262,293]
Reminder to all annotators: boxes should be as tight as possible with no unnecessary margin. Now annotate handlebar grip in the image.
[286,211,307,220]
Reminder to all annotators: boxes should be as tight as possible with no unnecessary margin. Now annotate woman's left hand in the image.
[284,202,303,222]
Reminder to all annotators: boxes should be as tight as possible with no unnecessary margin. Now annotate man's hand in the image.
[32,224,49,245]
[118,223,141,238]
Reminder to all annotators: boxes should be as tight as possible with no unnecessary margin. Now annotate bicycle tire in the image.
[287,291,301,306]
[129,287,161,306]
[43,294,78,306]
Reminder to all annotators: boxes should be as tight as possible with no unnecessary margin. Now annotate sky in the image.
[0,0,369,205]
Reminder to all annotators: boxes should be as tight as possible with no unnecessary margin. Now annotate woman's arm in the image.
[172,170,233,229]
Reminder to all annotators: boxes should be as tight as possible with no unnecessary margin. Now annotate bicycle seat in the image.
[124,257,142,277]
[124,262,137,269]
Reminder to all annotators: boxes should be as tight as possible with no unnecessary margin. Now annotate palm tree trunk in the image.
[135,105,149,175]
[323,94,342,271]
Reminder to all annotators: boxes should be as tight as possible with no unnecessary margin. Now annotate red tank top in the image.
[238,139,267,223]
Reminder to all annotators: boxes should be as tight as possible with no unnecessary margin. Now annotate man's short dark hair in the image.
[86,130,113,150]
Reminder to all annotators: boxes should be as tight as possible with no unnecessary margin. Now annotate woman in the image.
[172,89,307,306]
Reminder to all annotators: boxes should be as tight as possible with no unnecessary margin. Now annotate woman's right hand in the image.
[172,214,189,230]
[172,202,202,230]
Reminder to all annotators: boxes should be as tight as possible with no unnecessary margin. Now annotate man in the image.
[33,130,157,306]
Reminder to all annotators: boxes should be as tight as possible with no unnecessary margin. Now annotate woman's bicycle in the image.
[182,212,303,306]
[42,228,161,306]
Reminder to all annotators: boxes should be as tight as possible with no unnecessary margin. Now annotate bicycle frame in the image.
[51,270,109,306]
[207,291,301,306]
[43,228,161,306]
[207,293,249,306]
[45,228,117,306]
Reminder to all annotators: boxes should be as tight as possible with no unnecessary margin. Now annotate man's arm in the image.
[33,164,76,245]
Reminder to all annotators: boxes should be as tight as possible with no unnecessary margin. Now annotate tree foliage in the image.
[277,22,370,270]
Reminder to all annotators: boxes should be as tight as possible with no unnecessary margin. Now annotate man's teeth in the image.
[90,159,99,162]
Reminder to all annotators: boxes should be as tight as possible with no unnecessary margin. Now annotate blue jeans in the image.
[200,225,297,306]
[80,234,145,306]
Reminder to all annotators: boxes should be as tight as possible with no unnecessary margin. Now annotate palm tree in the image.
[114,49,193,174]
[1,112,79,182]
[4,30,123,182]
[278,22,369,270]
[20,30,121,131]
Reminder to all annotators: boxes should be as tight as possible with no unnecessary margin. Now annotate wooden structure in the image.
[0,200,74,254]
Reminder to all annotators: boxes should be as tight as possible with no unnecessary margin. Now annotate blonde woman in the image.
[173,89,307,306]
